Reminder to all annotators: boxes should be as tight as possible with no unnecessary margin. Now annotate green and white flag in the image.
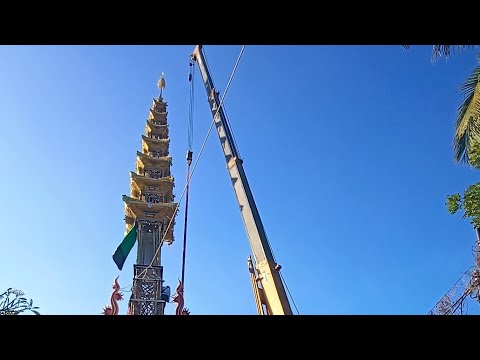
[112,223,137,270]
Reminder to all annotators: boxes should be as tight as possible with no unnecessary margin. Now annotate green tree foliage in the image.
[446,144,480,228]
[447,185,480,228]
[0,288,40,315]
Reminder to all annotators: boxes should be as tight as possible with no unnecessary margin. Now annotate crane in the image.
[190,45,293,315]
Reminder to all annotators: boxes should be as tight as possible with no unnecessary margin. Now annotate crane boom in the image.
[191,45,293,315]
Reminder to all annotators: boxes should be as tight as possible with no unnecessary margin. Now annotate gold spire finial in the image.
[157,72,166,97]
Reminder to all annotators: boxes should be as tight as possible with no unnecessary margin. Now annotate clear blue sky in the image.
[1,45,479,315]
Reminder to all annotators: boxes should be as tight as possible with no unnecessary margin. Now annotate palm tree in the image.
[454,64,480,166]
[404,45,480,166]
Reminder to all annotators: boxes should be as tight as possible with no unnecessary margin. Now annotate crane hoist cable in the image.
[188,60,194,152]
[180,62,195,291]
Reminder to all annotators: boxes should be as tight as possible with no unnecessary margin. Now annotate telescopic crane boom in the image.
[191,45,293,315]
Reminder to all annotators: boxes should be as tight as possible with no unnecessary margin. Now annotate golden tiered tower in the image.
[125,74,178,315]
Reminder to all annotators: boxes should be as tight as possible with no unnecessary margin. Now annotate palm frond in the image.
[454,128,468,163]
[402,45,477,61]
[432,45,476,61]
[454,65,480,164]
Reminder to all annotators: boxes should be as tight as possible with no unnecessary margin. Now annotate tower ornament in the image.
[102,276,123,315]
[172,279,190,315]
[157,72,166,97]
